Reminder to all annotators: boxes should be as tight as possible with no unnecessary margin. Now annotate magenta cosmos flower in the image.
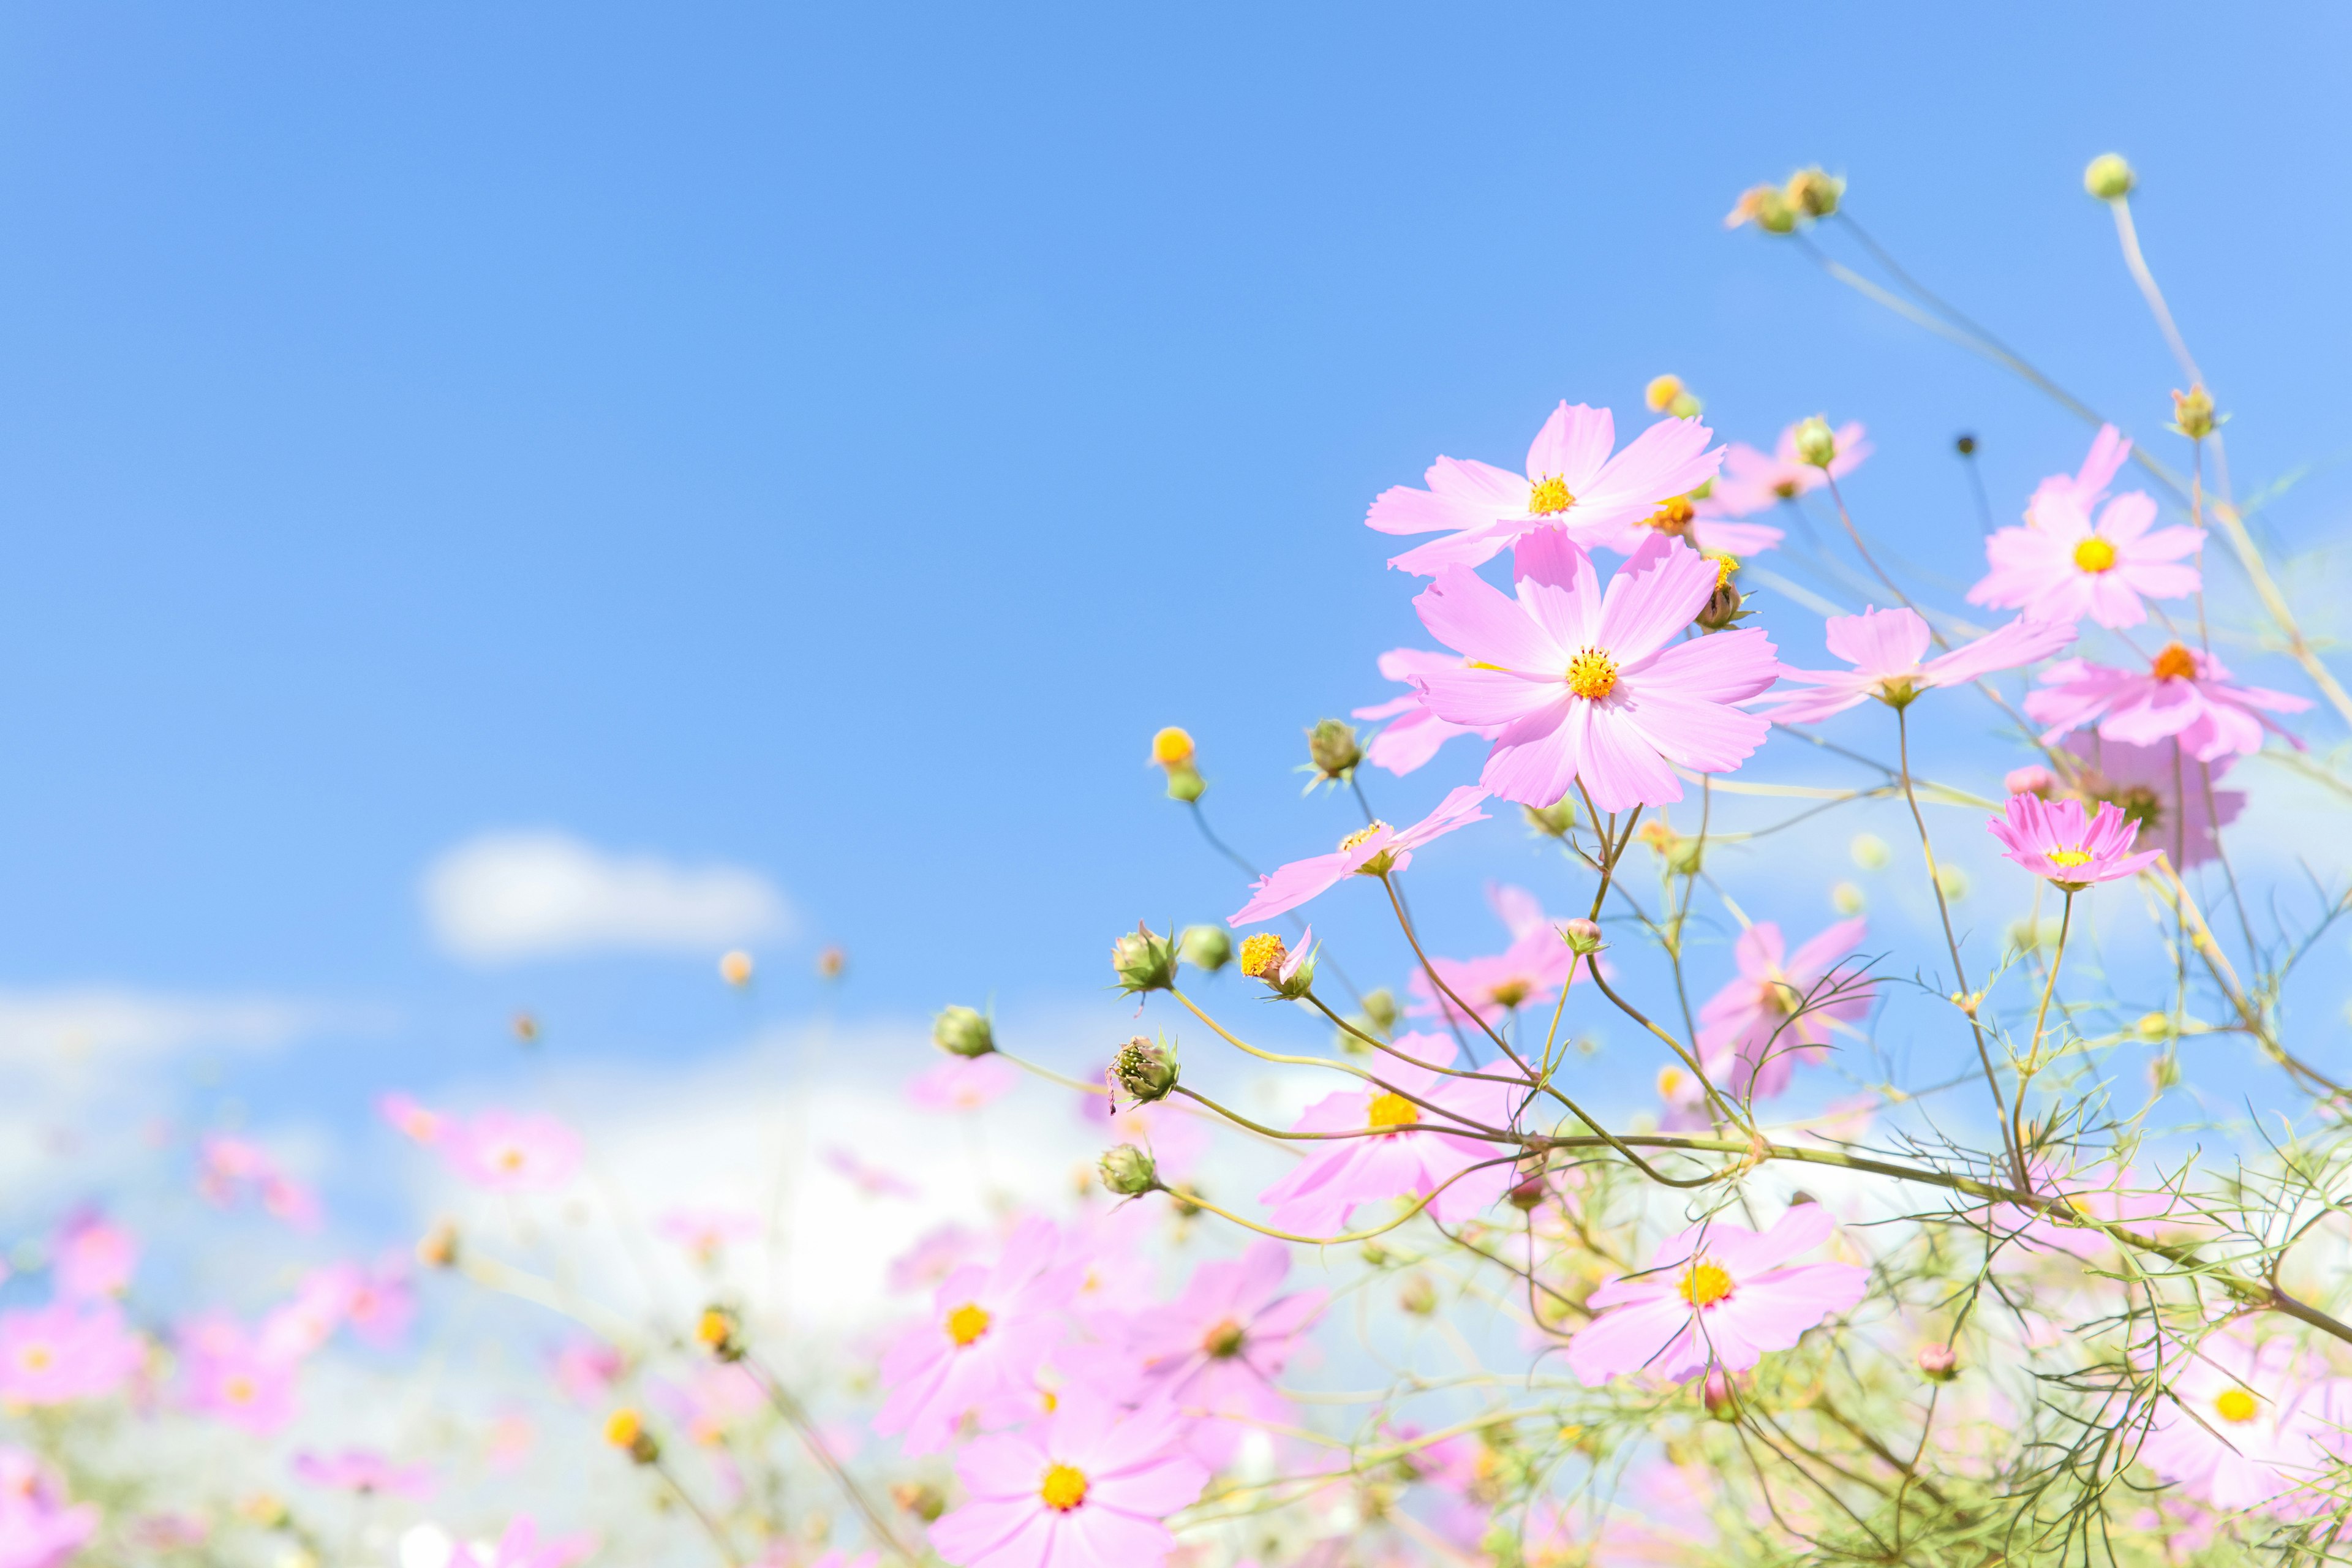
[1987,795,2160,890]
[2026,642,2310,763]
[1564,1204,1867,1384]
[1405,883,1594,1026]
[1257,1033,1520,1236]
[1750,605,2075,725]
[2138,1333,2352,1515]
[291,1449,434,1498]
[178,1317,300,1434]
[1705,420,1871,518]
[0,1448,99,1568]
[1352,649,1488,775]
[0,1302,145,1406]
[1366,402,1722,575]
[1696,919,1872,1100]
[1228,785,1487,925]
[928,1390,1208,1568]
[1969,484,2201,630]
[448,1517,599,1568]
[876,1218,1077,1455]
[51,1210,137,1301]
[1123,1240,1325,1463]
[2065,734,2242,869]
[451,1110,582,1194]
[1410,530,1776,811]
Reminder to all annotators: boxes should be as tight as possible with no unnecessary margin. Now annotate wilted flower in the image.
[1106,1036,1179,1108]
[2171,383,2217,439]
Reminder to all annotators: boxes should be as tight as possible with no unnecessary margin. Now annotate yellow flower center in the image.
[1202,1317,1247,1358]
[1771,478,1801,500]
[1528,475,1575,515]
[224,1374,257,1404]
[1707,552,1739,588]
[1678,1259,1736,1308]
[2048,848,2094,869]
[945,1302,992,1348]
[2151,643,2198,682]
[1366,1091,1419,1132]
[1238,932,1288,979]
[2215,1387,2260,1425]
[2072,537,2117,573]
[1641,496,1695,535]
[1039,1463,1090,1512]
[1488,979,1530,1009]
[1339,821,1396,876]
[1656,1066,1686,1099]
[497,1147,527,1174]
[604,1408,643,1448]
[17,1343,53,1372]
[1566,648,1618,701]
[1339,823,1388,853]
[1150,726,1195,767]
[696,1310,731,1348]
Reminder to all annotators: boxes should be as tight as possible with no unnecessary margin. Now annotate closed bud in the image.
[2084,153,2136,200]
[416,1219,459,1271]
[1725,183,1796,235]
[1792,415,1838,469]
[512,1012,540,1046]
[1110,922,1179,994]
[1784,167,1843,217]
[1397,1272,1438,1316]
[1850,832,1891,870]
[1702,1370,1741,1420]
[1164,764,1206,803]
[2137,1011,2174,1042]
[1098,1143,1159,1196]
[1561,919,1604,956]
[696,1305,743,1362]
[1361,987,1400,1032]
[1697,580,1744,632]
[1955,433,1978,456]
[2005,765,2056,798]
[815,945,847,981]
[1522,799,1577,838]
[1916,1343,1960,1382]
[1179,924,1233,973]
[1107,1035,1180,1107]
[1305,718,1363,782]
[1952,990,1984,1019]
[2149,1052,2182,1091]
[2171,384,2216,440]
[1831,881,1867,916]
[932,1005,996,1058]
[718,949,755,987]
[1507,1170,1548,1211]
[892,1482,947,1523]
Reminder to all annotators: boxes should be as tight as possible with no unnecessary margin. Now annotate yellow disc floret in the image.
[1238,932,1289,980]
[1150,726,1196,768]
[2071,537,2117,573]
[1202,1317,1246,1357]
[1645,374,1685,413]
[1366,1091,1419,1132]
[1528,475,1575,515]
[1641,495,1695,535]
[2214,1387,2260,1424]
[2048,848,2094,869]
[1566,648,1619,701]
[604,1408,643,1448]
[1039,1463,1090,1512]
[945,1302,992,1347]
[1678,1259,1736,1308]
[2151,643,2198,682]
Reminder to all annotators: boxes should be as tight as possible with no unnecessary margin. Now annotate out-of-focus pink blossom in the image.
[1987,795,2160,889]
[1228,786,1488,926]
[51,1210,136,1300]
[260,1268,361,1361]
[0,1302,145,1406]
[0,1449,99,1568]
[1704,420,1871,518]
[2026,643,2310,762]
[1695,919,1872,1099]
[1366,402,1722,576]
[290,1449,434,1498]
[1969,484,2201,629]
[447,1516,598,1568]
[2005,764,2055,797]
[177,1318,300,1434]
[1749,605,2075,726]
[657,1207,762,1262]
[1566,1205,1867,1385]
[451,1111,582,1194]
[824,1145,919,1199]
[197,1135,324,1231]
[549,1338,625,1405]
[2139,1333,2352,1514]
[1351,649,1490,776]
[655,1364,767,1447]
[876,1219,1077,1455]
[1054,1205,1161,1325]
[908,1054,1019,1113]
[1405,883,1596,1026]
[1123,1240,1326,1464]
[1258,1033,1517,1236]
[486,1412,535,1473]
[929,1389,1210,1568]
[888,1225,982,1295]
[379,1091,450,1146]
[1410,531,1775,810]
[2064,734,2241,869]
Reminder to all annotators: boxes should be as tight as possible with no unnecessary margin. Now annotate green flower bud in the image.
[2084,153,2136,201]
[1163,764,1206,803]
[1360,987,1400,1032]
[1726,183,1796,234]
[2171,384,2215,440]
[931,1005,995,1058]
[1178,924,1232,972]
[1396,1272,1438,1316]
[1097,1143,1159,1196]
[1792,415,1838,469]
[1522,799,1577,839]
[1107,1035,1179,1107]
[1110,922,1178,995]
[1561,919,1605,956]
[1305,718,1363,782]
[1784,167,1844,217]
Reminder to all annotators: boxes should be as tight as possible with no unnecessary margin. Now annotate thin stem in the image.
[742,1354,914,1562]
[2013,889,2075,1163]
[650,1453,742,1566]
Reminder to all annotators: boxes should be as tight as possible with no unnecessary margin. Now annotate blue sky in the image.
[3,2,2349,1152]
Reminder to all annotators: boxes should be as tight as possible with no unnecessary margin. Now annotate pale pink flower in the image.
[1704,420,1871,518]
[451,1110,582,1194]
[929,1390,1208,1568]
[291,1449,434,1498]
[178,1318,300,1434]
[876,1219,1077,1455]
[448,1517,598,1568]
[487,1412,535,1473]
[0,1447,100,1568]
[2029,423,2134,521]
[1409,530,1776,811]
[549,1338,625,1404]
[657,1206,762,1262]
[260,1268,361,1360]
[1366,402,1722,576]
[339,1256,416,1349]
[824,1145,920,1199]
[51,1210,136,1300]
[1565,1204,1867,1384]
[2139,1333,2352,1514]
[908,1054,1019,1112]
[1751,605,2075,726]
[1053,1205,1162,1325]
[2005,764,2055,797]
[1695,919,1872,1099]
[1987,795,2161,889]
[197,1134,324,1231]
[888,1225,982,1295]
[1123,1240,1326,1463]
[1969,485,2201,628]
[2026,643,2310,762]
[1228,785,1488,925]
[2064,734,2241,869]
[1351,649,1487,775]
[656,1363,767,1446]
[379,1091,451,1146]
[0,1302,145,1405]
[1258,1034,1518,1236]
[1405,883,1596,1026]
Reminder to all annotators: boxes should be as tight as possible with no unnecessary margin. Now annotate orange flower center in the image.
[1488,979,1530,1009]
[497,1147,527,1174]
[2214,1387,2260,1425]
[1039,1463,1090,1512]
[1528,475,1574,515]
[1678,1259,1736,1308]
[1202,1317,1246,1358]
[17,1343,53,1372]
[2151,643,2198,682]
[1642,496,1695,535]
[945,1302,992,1347]
[2072,537,2117,573]
[224,1374,257,1404]
[1366,1091,1419,1132]
[1566,648,1618,701]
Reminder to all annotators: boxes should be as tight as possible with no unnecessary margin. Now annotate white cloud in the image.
[0,987,320,1069]
[421,831,794,963]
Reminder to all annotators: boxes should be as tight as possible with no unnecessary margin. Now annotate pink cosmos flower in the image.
[1053,1205,1162,1325]
[1228,785,1488,925]
[928,1390,1209,1568]
[1410,530,1776,811]
[1123,1240,1326,1463]
[657,1206,762,1261]
[2138,1333,2352,1514]
[655,1363,767,1446]
[1406,883,1596,1026]
[908,1054,1020,1112]
[379,1091,450,1146]
[197,1134,325,1231]
[2005,764,2056,797]
[451,1110,582,1194]
[448,1517,600,1568]
[824,1145,920,1199]
[178,1318,299,1434]
[1749,605,2076,726]
[1351,649,1487,775]
[2029,423,2135,521]
[1969,485,2202,629]
[51,1210,136,1300]
[291,1449,434,1498]
[2026,643,2310,762]
[888,1225,982,1295]
[549,1338,625,1404]
[1366,402,1722,576]
[2064,734,2241,869]
[0,1447,100,1568]
[339,1256,417,1349]
[1987,795,2162,889]
[0,1302,145,1405]
[1257,1033,1518,1236]
[1565,1204,1868,1384]
[876,1219,1077,1455]
[1695,919,1872,1099]
[1705,420,1871,518]
[260,1268,362,1360]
